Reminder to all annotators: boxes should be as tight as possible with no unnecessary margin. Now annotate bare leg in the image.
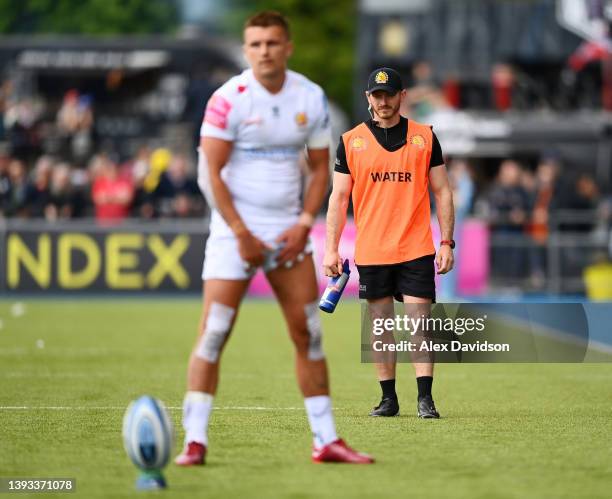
[368,296,396,382]
[265,255,328,396]
[402,295,434,377]
[403,296,440,418]
[187,278,251,394]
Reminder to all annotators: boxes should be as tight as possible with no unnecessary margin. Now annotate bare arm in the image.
[202,137,243,232]
[302,147,330,220]
[202,136,268,266]
[323,171,353,276]
[275,147,330,265]
[429,165,455,274]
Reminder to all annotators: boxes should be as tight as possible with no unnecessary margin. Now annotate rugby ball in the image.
[122,396,174,470]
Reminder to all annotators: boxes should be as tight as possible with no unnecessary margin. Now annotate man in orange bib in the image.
[323,67,455,418]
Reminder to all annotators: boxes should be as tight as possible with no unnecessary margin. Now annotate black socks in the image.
[380,377,434,400]
[416,376,433,400]
[379,379,397,400]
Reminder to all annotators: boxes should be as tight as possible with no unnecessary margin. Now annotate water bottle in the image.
[319,259,351,313]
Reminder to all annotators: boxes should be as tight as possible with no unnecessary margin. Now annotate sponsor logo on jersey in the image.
[351,136,367,151]
[374,71,389,84]
[204,94,232,129]
[295,112,308,126]
[409,134,426,148]
[370,171,412,182]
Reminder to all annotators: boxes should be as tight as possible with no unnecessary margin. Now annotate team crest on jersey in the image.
[295,112,308,126]
[409,134,426,148]
[351,136,367,151]
[374,71,389,84]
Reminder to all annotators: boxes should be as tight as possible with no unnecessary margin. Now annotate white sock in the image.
[182,391,214,446]
[304,395,338,448]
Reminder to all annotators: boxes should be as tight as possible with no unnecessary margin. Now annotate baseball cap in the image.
[366,67,403,95]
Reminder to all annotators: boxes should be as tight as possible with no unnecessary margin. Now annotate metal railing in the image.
[487,210,611,295]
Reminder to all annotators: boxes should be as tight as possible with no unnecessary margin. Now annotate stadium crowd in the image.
[0,146,205,223]
[0,87,205,223]
[1,98,608,230]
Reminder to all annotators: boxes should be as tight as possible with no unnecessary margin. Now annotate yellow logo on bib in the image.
[410,134,426,148]
[352,136,367,151]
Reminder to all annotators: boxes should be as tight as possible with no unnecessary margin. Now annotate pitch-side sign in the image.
[0,221,207,293]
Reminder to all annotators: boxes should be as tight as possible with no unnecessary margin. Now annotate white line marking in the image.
[0,406,305,411]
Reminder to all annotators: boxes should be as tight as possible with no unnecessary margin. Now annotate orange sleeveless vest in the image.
[342,120,435,265]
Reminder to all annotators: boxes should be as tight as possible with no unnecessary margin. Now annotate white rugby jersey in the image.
[199,68,331,234]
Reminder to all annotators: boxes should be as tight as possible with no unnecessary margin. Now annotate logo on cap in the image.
[374,71,389,84]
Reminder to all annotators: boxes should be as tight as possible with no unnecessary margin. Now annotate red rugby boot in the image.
[175,442,206,466]
[312,439,374,464]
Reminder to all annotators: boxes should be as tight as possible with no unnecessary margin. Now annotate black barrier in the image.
[0,220,209,293]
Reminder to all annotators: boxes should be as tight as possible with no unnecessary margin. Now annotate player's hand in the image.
[322,250,343,277]
[237,231,270,268]
[275,224,309,266]
[436,245,454,274]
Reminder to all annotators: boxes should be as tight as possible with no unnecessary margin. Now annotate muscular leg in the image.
[187,278,251,394]
[177,278,250,456]
[367,296,400,416]
[266,255,339,449]
[403,295,439,418]
[368,296,396,382]
[265,255,328,397]
[402,295,434,377]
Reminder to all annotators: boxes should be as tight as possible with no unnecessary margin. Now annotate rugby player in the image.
[323,67,455,418]
[175,11,373,465]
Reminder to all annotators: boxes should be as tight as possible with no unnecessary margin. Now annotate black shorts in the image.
[357,254,436,302]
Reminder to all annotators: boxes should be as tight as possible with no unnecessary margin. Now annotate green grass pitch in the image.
[1,299,611,499]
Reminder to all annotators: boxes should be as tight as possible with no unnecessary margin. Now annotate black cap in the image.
[366,67,403,95]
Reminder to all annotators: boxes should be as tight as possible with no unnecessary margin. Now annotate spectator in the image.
[134,149,204,218]
[164,153,203,217]
[488,160,530,229]
[25,156,54,217]
[4,97,43,162]
[491,63,515,111]
[130,147,172,219]
[520,168,536,196]
[91,154,134,224]
[46,163,85,220]
[528,159,559,241]
[5,159,29,217]
[526,158,559,287]
[558,173,600,233]
[128,146,156,219]
[57,90,94,164]
[487,159,531,281]
[403,61,448,120]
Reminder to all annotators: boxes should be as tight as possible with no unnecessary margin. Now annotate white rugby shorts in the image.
[202,225,314,281]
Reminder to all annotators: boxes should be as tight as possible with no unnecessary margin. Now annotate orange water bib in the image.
[343,120,435,265]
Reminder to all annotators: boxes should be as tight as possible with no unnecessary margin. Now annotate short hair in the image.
[244,11,291,39]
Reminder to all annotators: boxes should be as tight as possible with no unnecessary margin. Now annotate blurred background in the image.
[0,0,611,300]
